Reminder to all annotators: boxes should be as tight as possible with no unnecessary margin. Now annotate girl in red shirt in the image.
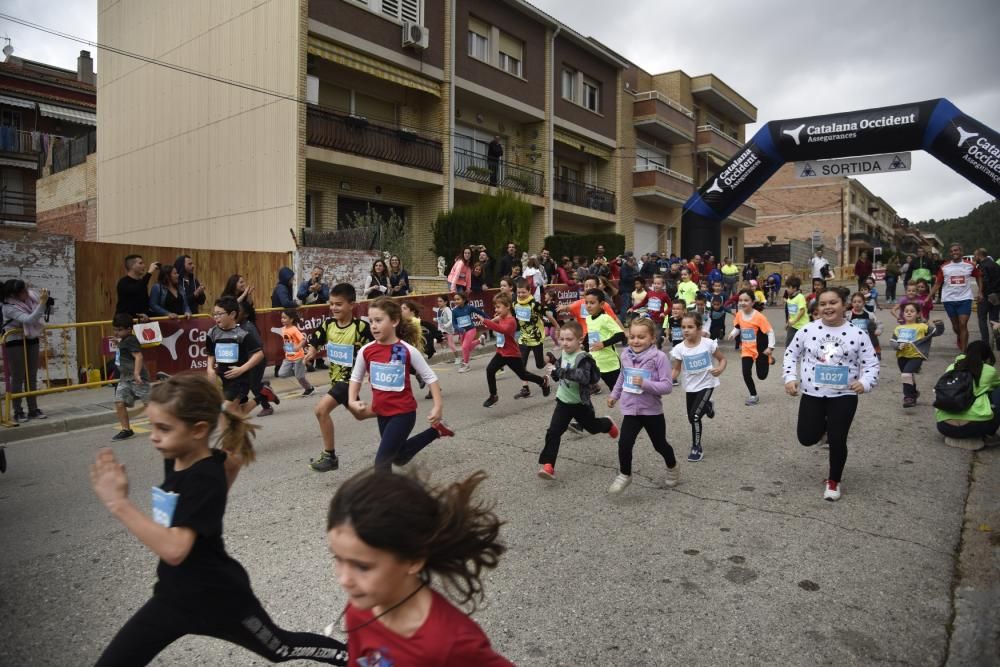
[348,298,454,472]
[475,293,550,408]
[327,469,512,666]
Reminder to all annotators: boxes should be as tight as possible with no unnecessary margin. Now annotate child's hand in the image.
[849,380,865,394]
[727,330,737,340]
[784,381,799,396]
[710,367,723,377]
[591,341,604,351]
[133,374,144,385]
[427,406,442,425]
[90,448,129,508]
[607,397,617,408]
[348,399,368,414]
[223,366,244,380]
[631,375,643,387]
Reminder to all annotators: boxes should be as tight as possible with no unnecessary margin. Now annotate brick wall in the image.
[35,154,97,241]
[294,247,383,296]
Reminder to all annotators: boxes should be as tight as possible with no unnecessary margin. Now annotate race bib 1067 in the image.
[370,361,405,392]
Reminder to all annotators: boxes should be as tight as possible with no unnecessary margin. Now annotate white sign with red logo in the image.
[133,322,163,348]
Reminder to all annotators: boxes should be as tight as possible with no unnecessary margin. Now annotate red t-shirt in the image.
[632,290,672,324]
[480,315,519,357]
[345,590,513,667]
[350,341,437,416]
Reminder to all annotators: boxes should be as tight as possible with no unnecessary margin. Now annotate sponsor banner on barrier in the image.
[795,152,911,178]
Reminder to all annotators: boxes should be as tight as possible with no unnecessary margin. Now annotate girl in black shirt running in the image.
[90,373,347,666]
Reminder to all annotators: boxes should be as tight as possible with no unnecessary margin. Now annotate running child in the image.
[238,301,277,417]
[348,298,453,472]
[206,297,265,415]
[784,277,808,347]
[435,294,459,362]
[693,294,712,337]
[475,293,551,408]
[326,469,513,665]
[676,268,698,310]
[606,317,678,493]
[783,287,880,501]
[278,308,315,396]
[514,278,557,399]
[451,292,488,373]
[892,302,944,407]
[862,277,879,313]
[538,321,617,480]
[582,288,626,391]
[630,274,671,348]
[671,312,727,462]
[543,289,563,345]
[728,289,775,406]
[848,292,882,360]
[307,283,374,473]
[111,313,150,441]
[90,374,348,666]
[708,295,729,341]
[666,300,686,348]
[629,276,648,324]
[891,281,921,324]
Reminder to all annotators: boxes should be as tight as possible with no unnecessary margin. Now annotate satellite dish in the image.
[2,44,13,59]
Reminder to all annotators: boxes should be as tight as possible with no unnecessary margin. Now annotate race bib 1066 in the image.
[370,361,405,392]
[214,342,239,364]
[326,343,354,366]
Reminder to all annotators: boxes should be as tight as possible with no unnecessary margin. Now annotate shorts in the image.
[327,380,349,406]
[115,377,150,407]
[897,357,924,374]
[943,300,972,318]
[222,379,251,402]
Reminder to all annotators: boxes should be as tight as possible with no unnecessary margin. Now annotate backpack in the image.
[932,369,976,412]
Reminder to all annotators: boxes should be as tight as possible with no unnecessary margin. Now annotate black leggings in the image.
[600,368,621,391]
[686,388,714,449]
[487,354,545,396]
[95,595,347,666]
[519,343,545,369]
[617,414,676,476]
[540,399,612,466]
[796,393,858,482]
[741,356,769,396]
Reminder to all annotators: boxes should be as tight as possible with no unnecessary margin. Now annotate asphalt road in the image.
[0,309,988,665]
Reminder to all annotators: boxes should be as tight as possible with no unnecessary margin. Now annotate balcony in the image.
[306,105,442,172]
[696,125,743,162]
[553,176,615,214]
[632,165,694,207]
[632,92,695,144]
[52,131,97,174]
[849,232,876,246]
[0,128,39,157]
[453,147,544,196]
[726,202,757,227]
[0,189,36,224]
[690,74,757,124]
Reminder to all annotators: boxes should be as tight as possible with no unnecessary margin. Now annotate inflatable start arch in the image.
[681,98,1000,259]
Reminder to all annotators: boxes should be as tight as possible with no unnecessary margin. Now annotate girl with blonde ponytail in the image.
[89,373,348,666]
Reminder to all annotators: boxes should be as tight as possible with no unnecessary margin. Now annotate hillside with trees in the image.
[915,199,1000,254]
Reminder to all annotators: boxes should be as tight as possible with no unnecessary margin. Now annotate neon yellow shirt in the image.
[787,293,808,329]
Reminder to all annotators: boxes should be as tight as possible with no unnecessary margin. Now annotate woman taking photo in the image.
[936,340,1000,447]
[388,255,410,296]
[149,263,190,318]
[364,259,391,300]
[447,246,474,293]
[471,262,488,293]
[2,279,49,422]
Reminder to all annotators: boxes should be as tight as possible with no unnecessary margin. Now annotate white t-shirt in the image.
[938,260,978,303]
[522,267,544,301]
[670,337,719,392]
[810,256,830,279]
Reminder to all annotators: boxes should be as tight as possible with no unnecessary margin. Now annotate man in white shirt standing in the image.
[810,248,833,281]
[937,242,982,352]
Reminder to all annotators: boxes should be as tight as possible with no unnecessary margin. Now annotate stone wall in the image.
[293,247,383,296]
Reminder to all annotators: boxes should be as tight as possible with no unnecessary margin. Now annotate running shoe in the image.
[745,395,760,406]
[260,384,280,404]
[514,386,531,399]
[687,445,703,462]
[13,411,27,424]
[257,407,274,417]
[458,363,471,373]
[453,357,462,365]
[478,333,487,347]
[302,386,316,397]
[903,396,916,408]
[672,379,680,387]
[662,464,680,488]
[417,376,426,389]
[315,359,328,370]
[483,395,499,408]
[496,367,506,376]
[823,480,842,501]
[537,463,555,480]
[111,429,135,441]
[432,421,455,438]
[27,409,46,420]
[705,401,715,419]
[608,420,619,439]
[310,451,339,472]
[567,422,584,434]
[425,390,433,400]
[541,376,551,397]
[608,473,631,494]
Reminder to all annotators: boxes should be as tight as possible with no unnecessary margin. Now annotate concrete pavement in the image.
[1,307,997,665]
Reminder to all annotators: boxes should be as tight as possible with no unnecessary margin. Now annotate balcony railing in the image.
[632,164,695,205]
[849,232,874,245]
[453,147,544,196]
[0,128,38,156]
[633,91,694,118]
[306,105,442,172]
[553,176,615,214]
[696,125,743,160]
[0,189,36,222]
[52,131,96,174]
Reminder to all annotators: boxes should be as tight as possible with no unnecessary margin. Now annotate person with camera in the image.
[2,279,50,422]
[115,254,160,322]
[297,266,330,305]
[173,255,207,314]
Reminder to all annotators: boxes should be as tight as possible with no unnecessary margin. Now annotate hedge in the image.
[543,233,625,261]
[432,191,532,261]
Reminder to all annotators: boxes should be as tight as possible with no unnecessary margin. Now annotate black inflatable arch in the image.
[681,99,1000,259]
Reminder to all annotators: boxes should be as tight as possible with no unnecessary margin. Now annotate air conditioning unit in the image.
[402,21,429,50]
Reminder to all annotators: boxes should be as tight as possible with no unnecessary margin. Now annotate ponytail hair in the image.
[328,469,505,612]
[956,339,995,382]
[149,373,258,466]
[370,297,420,347]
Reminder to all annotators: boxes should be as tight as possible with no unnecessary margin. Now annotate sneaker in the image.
[672,379,680,387]
[13,411,27,424]
[257,407,274,417]
[537,463,555,480]
[823,479,842,501]
[260,384,280,404]
[432,421,455,438]
[315,359,328,370]
[608,473,632,494]
[27,409,46,420]
[425,390,433,400]
[458,363,471,373]
[567,422,584,434]
[483,395,499,408]
[541,376,551,397]
[514,386,531,399]
[302,386,316,397]
[662,464,680,488]
[745,395,760,406]
[608,420,619,439]
[310,451,339,472]
[496,367,507,376]
[112,429,135,441]
[687,445,703,462]
[903,396,916,408]
[453,357,462,365]
[705,401,715,419]
[478,333,487,347]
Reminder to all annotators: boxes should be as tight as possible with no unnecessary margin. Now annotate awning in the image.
[0,157,38,169]
[38,103,96,126]
[308,36,441,98]
[0,94,34,109]
[554,127,613,159]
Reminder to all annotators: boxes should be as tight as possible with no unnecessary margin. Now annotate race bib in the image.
[648,297,662,312]
[514,330,522,343]
[787,303,799,316]
[283,342,295,355]
[897,328,918,343]
[850,318,868,329]
[671,327,683,340]
[622,367,651,394]
[114,348,121,368]
[514,305,532,321]
[683,351,711,373]
[496,333,506,348]
[326,342,354,367]
[455,315,472,330]
[588,331,602,346]
[370,361,405,392]
[214,342,239,364]
[151,487,179,528]
[814,364,849,389]
[949,275,966,285]
[740,328,756,342]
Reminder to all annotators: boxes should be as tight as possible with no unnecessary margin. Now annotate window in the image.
[468,16,490,62]
[497,31,523,77]
[455,124,492,156]
[350,0,420,24]
[559,164,581,182]
[582,77,599,112]
[667,227,676,256]
[561,68,577,101]
[635,145,669,172]
[305,192,317,229]
[498,52,521,77]
[319,82,397,125]
[0,110,20,129]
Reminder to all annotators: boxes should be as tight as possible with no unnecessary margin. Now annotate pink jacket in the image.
[447,259,473,292]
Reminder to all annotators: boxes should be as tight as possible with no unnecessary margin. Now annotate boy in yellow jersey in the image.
[514,278,558,399]
[784,276,809,346]
[583,288,626,391]
[676,268,699,311]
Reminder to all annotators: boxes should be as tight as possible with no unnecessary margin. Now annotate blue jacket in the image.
[271,267,297,308]
[297,278,330,304]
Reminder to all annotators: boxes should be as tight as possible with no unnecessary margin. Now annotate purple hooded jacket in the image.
[610,345,673,415]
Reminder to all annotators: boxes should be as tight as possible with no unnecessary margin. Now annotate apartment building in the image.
[96,0,756,271]
[0,47,96,228]
[747,163,904,270]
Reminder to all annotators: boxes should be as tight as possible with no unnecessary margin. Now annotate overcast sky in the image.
[3,0,998,222]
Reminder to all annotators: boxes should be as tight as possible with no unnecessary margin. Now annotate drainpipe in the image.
[547,25,561,236]
[447,0,456,210]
